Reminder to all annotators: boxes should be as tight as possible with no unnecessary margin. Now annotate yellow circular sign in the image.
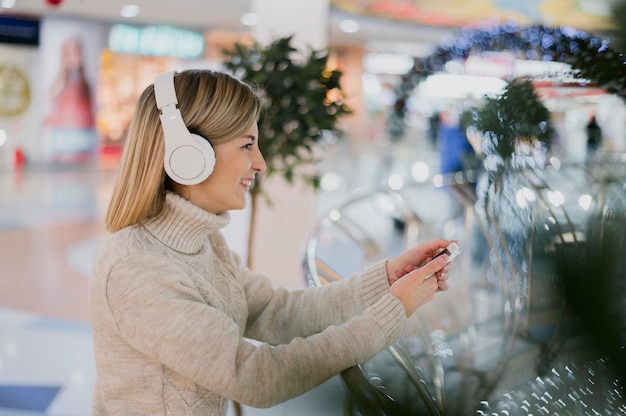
[0,64,31,118]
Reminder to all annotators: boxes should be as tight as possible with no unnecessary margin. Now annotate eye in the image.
[242,143,253,150]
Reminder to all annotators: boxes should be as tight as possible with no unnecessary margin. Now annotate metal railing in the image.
[303,157,626,415]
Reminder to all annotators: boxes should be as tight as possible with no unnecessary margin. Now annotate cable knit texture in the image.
[88,192,407,415]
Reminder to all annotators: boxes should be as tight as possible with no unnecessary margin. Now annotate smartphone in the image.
[424,242,461,279]
[431,242,461,264]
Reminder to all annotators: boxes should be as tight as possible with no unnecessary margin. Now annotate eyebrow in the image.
[242,134,257,142]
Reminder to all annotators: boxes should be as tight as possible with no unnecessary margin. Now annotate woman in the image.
[88,69,452,415]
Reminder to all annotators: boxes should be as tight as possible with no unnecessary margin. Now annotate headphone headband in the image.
[155,71,178,110]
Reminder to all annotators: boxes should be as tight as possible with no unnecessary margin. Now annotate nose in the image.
[253,147,266,173]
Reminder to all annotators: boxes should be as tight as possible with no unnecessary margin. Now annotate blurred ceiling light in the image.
[0,0,16,8]
[388,173,404,190]
[329,209,341,222]
[120,4,140,18]
[515,187,536,209]
[547,190,565,207]
[364,52,413,74]
[578,194,592,211]
[549,156,562,170]
[320,172,342,192]
[376,195,396,213]
[411,161,429,182]
[240,12,259,26]
[339,19,359,33]
[418,73,507,99]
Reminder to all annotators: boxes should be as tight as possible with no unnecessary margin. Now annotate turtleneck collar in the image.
[142,192,230,254]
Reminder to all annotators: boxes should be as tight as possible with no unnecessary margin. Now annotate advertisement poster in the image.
[39,17,107,165]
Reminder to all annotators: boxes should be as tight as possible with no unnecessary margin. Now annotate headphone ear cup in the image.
[165,133,215,185]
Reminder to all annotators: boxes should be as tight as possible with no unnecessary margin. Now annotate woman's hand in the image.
[386,239,454,316]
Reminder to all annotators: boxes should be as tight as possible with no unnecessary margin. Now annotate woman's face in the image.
[186,123,266,214]
[63,38,83,71]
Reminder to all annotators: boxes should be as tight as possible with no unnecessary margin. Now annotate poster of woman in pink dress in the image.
[40,16,107,165]
[43,34,97,164]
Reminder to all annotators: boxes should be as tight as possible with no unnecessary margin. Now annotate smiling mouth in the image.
[240,179,253,190]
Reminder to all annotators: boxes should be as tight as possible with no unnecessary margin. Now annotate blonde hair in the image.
[106,69,261,232]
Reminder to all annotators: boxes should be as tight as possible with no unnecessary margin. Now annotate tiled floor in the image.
[0,167,103,415]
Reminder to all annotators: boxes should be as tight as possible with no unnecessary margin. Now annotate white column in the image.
[251,0,329,51]
[248,0,330,289]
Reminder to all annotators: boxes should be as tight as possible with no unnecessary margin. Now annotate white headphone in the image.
[154,71,215,185]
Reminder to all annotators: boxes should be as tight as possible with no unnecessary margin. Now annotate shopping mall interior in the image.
[1,0,626,415]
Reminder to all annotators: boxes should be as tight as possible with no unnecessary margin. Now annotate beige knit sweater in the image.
[88,192,407,415]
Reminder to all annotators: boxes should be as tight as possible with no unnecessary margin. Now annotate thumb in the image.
[421,253,448,279]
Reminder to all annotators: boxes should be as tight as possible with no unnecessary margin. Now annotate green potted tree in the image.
[471,78,554,176]
[470,78,589,370]
[222,35,351,266]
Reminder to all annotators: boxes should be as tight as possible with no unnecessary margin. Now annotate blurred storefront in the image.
[95,23,255,168]
[0,15,253,170]
[0,15,107,169]
[0,16,40,170]
[384,42,626,167]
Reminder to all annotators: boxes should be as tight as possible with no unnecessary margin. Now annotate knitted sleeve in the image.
[242,260,394,344]
[102,252,407,409]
